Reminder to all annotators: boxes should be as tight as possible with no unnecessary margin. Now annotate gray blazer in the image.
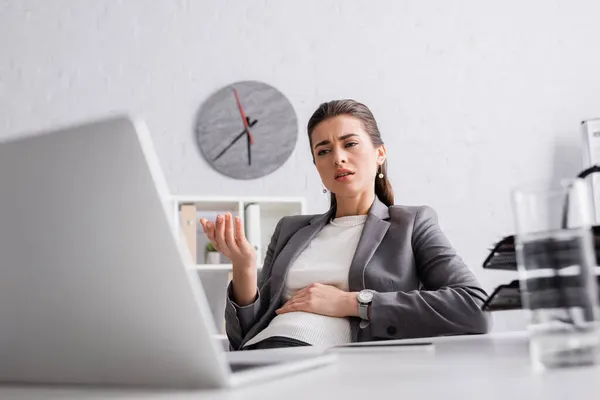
[224,198,490,350]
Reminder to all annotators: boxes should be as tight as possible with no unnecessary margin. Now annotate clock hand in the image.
[247,126,252,166]
[212,119,258,162]
[213,131,245,162]
[245,116,257,166]
[233,88,255,145]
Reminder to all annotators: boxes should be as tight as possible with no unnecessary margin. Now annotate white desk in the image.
[2,331,600,400]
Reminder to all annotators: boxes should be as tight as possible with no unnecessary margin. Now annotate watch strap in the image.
[358,301,369,321]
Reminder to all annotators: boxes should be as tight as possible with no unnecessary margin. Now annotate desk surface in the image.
[2,331,600,400]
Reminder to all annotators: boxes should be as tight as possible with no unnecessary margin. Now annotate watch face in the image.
[358,290,374,303]
[195,80,298,180]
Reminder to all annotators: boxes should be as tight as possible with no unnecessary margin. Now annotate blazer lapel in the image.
[269,207,335,301]
[347,198,391,291]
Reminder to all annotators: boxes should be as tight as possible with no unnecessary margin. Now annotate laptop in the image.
[0,116,335,389]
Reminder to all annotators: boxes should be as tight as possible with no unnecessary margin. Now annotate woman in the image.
[200,99,490,350]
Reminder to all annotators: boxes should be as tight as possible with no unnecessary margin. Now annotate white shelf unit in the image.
[167,195,306,333]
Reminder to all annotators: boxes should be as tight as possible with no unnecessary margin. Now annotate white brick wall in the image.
[2,0,600,331]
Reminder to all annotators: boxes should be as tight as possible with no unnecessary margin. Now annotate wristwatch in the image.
[357,289,374,324]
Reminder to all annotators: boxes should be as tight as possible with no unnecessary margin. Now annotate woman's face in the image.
[310,115,385,200]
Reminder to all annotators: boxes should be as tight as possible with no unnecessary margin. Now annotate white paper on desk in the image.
[327,340,435,353]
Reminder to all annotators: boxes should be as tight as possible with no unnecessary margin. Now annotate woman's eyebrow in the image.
[313,133,359,149]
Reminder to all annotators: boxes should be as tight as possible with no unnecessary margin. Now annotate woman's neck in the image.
[334,191,375,218]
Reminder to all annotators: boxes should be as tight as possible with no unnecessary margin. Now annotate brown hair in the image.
[307,99,394,208]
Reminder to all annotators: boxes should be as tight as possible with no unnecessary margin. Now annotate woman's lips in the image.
[335,172,355,182]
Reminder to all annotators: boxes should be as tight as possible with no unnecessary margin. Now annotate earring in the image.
[322,184,328,193]
[378,166,384,179]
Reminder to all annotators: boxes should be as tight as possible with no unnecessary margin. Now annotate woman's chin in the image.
[330,185,364,198]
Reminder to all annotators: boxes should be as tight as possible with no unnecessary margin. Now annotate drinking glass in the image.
[512,178,600,370]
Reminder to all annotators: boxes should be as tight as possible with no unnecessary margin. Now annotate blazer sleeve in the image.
[223,218,283,350]
[368,206,491,339]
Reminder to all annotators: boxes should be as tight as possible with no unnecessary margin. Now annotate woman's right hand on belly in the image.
[200,213,258,306]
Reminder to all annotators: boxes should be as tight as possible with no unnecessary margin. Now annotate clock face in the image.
[195,81,298,179]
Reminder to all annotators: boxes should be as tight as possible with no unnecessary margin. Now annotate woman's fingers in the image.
[276,300,308,315]
[292,286,310,299]
[201,219,215,243]
[214,214,226,249]
[276,300,292,314]
[224,213,236,248]
[199,214,255,262]
[234,216,245,243]
[290,292,308,305]
[234,216,252,251]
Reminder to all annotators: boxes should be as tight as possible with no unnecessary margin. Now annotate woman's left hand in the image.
[275,283,359,318]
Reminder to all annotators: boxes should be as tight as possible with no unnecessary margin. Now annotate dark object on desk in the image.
[483,225,600,271]
[482,232,600,312]
[481,276,600,312]
[482,280,522,311]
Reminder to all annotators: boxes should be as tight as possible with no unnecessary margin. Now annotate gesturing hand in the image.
[199,213,256,272]
[276,283,359,318]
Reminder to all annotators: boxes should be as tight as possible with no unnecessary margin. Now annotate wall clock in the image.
[195,81,298,180]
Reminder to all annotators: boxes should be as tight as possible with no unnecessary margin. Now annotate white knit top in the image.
[244,214,367,348]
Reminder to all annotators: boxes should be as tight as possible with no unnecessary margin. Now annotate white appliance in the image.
[581,118,600,223]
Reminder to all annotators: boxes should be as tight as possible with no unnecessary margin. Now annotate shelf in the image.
[180,201,240,213]
[171,195,306,204]
[188,264,264,271]
[189,264,232,271]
